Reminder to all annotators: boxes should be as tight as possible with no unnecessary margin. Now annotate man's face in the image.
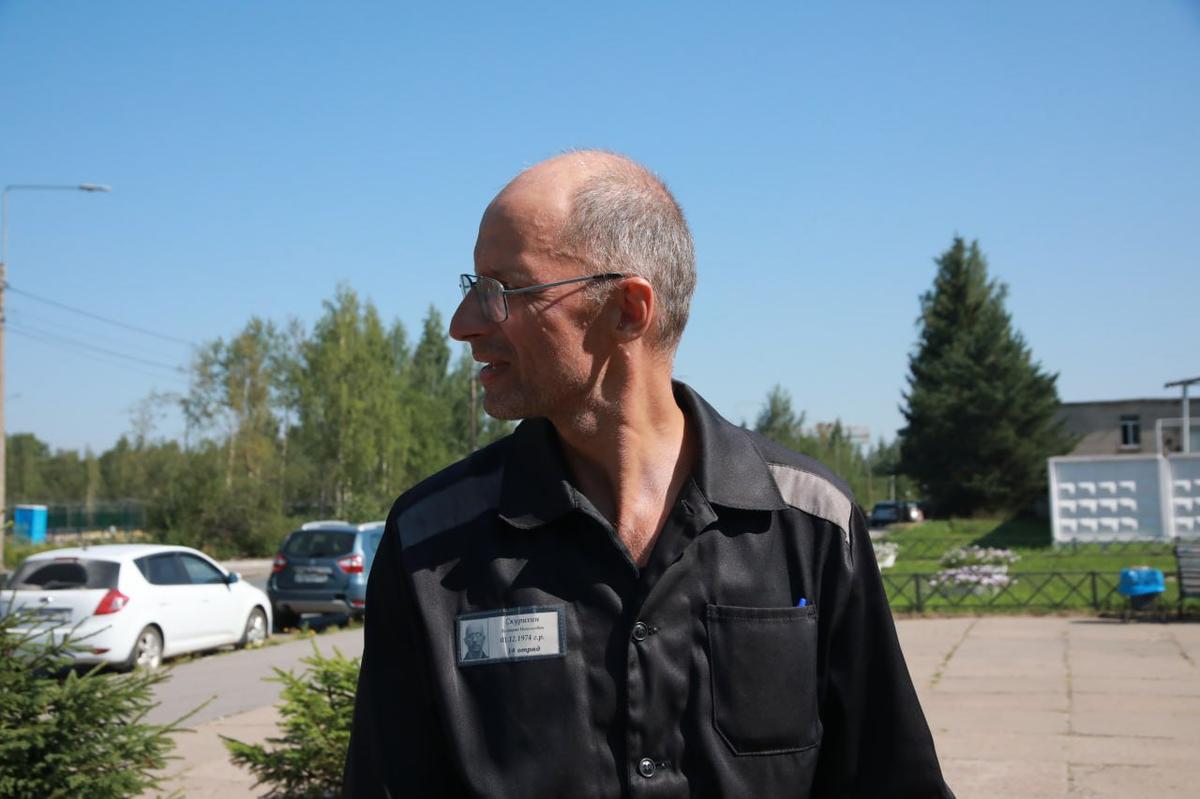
[449,191,606,422]
[465,626,485,654]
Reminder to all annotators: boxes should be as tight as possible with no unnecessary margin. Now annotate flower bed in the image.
[932,547,1019,597]
[938,545,1020,569]
[930,564,1015,597]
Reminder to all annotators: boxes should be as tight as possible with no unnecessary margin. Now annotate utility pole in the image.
[0,184,110,569]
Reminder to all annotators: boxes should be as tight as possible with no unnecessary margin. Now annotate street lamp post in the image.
[1165,376,1200,455]
[0,183,111,571]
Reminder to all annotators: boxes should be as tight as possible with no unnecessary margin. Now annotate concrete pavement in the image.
[900,616,1200,798]
[147,627,364,798]
[157,616,1200,797]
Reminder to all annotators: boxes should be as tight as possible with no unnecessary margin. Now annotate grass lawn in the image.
[875,518,1185,613]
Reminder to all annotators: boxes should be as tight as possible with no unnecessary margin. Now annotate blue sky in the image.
[1,0,1197,453]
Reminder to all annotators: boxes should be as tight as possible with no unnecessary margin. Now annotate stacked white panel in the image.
[1049,456,1165,543]
[1170,455,1200,539]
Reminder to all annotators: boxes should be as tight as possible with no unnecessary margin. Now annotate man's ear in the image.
[613,276,655,343]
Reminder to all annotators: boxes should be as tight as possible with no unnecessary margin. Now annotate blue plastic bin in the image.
[1119,567,1165,611]
[1118,567,1165,597]
[13,504,48,543]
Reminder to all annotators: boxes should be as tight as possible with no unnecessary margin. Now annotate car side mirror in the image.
[225,572,241,585]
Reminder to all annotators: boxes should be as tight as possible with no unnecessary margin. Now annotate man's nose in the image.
[449,290,489,341]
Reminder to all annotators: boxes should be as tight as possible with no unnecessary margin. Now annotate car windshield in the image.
[9,558,120,590]
[283,530,356,559]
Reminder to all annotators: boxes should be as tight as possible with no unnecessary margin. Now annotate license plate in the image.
[295,574,328,584]
[32,608,72,623]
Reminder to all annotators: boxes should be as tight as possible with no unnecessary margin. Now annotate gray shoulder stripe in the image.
[397,473,501,549]
[766,463,851,546]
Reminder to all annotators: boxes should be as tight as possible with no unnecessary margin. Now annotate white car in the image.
[1,544,271,670]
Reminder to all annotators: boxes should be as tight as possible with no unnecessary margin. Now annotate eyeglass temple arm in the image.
[501,273,625,296]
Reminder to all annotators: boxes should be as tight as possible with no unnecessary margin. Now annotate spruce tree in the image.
[899,237,1072,517]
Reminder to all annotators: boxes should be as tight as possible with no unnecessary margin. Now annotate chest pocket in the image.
[705,603,821,755]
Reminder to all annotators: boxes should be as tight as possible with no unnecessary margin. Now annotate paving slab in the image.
[1070,762,1196,799]
[913,616,1200,798]
[1072,709,1200,738]
[1064,733,1199,766]
[922,699,1069,734]
[931,674,1067,694]
[1072,675,1200,696]
[1071,691,1200,714]
[941,758,1068,799]
[925,689,1069,712]
[932,730,1070,764]
[147,705,276,798]
[970,616,1071,640]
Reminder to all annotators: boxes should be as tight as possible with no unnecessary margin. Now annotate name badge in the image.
[456,606,566,666]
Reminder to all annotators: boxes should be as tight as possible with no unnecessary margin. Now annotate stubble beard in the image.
[481,372,592,423]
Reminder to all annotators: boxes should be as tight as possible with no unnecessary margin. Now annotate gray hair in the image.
[558,155,696,350]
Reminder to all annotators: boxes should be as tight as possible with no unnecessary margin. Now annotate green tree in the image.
[752,386,877,504]
[223,645,358,799]
[753,385,807,451]
[176,319,291,555]
[6,434,51,502]
[292,285,408,519]
[899,237,1073,517]
[0,611,188,799]
[402,307,456,482]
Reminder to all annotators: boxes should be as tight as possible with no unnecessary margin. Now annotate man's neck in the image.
[551,371,695,568]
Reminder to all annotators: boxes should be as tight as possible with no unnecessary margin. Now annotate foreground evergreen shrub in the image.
[223,645,359,799]
[0,611,185,799]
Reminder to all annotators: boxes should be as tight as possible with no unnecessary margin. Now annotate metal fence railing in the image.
[889,538,1178,561]
[44,502,145,533]
[882,570,1191,613]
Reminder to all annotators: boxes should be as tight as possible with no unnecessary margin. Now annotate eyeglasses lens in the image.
[462,275,507,322]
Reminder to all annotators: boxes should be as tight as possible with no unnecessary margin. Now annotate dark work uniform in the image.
[344,383,953,798]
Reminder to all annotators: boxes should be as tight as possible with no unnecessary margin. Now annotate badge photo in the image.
[455,606,566,667]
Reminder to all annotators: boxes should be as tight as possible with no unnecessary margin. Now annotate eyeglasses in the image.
[459,272,627,323]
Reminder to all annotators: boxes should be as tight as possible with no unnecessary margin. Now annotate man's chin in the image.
[482,393,533,421]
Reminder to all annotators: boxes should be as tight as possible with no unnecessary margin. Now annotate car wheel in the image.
[273,604,299,632]
[125,626,163,671]
[239,608,268,649]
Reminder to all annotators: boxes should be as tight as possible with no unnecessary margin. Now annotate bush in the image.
[223,644,359,799]
[4,530,154,570]
[0,610,186,799]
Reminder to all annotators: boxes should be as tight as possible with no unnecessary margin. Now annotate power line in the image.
[4,282,196,347]
[5,320,187,375]
[6,326,190,386]
[5,306,184,365]
[7,327,190,386]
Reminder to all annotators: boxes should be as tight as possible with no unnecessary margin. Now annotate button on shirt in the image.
[344,383,954,798]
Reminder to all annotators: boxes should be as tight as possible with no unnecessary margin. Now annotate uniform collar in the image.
[673,382,788,512]
[497,381,787,529]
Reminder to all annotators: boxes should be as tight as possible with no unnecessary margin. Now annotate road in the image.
[146,624,364,727]
[147,558,361,727]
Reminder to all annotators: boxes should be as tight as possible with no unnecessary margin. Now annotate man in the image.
[461,623,489,661]
[344,151,953,797]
